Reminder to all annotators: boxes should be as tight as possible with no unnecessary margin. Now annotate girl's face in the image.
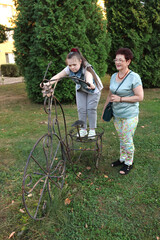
[67,56,82,73]
[114,54,131,71]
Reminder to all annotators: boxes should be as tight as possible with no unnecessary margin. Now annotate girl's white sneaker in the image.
[77,129,87,138]
[88,129,96,139]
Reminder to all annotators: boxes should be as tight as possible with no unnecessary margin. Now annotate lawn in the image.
[0,80,159,240]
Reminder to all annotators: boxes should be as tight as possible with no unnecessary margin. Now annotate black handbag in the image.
[102,71,132,122]
[102,102,113,122]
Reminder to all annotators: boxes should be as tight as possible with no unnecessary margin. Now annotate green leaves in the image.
[105,0,160,88]
[14,0,110,103]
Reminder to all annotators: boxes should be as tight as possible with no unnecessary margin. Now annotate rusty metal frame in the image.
[22,63,104,220]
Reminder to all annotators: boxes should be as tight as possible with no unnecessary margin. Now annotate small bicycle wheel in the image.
[22,133,67,220]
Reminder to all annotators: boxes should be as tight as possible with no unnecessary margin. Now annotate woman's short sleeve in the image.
[132,73,142,89]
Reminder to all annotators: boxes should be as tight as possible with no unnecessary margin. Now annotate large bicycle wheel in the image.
[22,133,67,220]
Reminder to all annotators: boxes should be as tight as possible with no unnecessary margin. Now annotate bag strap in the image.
[83,60,102,90]
[115,70,132,94]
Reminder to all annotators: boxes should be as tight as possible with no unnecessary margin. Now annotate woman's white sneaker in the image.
[88,129,96,139]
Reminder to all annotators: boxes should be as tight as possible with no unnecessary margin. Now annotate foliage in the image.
[105,0,160,88]
[0,82,160,239]
[140,0,160,87]
[13,0,111,103]
[0,24,12,43]
[0,24,7,43]
[1,64,21,77]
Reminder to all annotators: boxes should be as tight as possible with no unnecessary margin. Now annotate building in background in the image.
[0,0,16,65]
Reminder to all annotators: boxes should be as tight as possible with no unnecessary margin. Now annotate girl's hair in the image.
[115,48,134,61]
[66,47,87,67]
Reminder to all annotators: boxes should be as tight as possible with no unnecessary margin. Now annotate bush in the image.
[13,0,111,103]
[1,64,21,77]
[105,0,160,88]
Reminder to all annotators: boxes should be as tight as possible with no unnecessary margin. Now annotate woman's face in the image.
[114,54,131,71]
[67,56,82,73]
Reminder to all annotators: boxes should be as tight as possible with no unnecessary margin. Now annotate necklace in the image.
[118,70,129,80]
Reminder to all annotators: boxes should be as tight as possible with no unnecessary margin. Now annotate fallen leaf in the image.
[141,126,145,128]
[85,223,88,228]
[77,172,82,177]
[39,121,47,124]
[101,224,104,229]
[156,237,159,240]
[104,175,108,178]
[65,198,71,205]
[8,231,16,239]
[39,189,43,195]
[27,193,32,197]
[19,209,25,213]
[86,166,91,170]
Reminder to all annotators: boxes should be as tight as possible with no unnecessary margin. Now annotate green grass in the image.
[0,80,160,240]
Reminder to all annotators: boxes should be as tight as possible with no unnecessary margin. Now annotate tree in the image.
[140,0,160,87]
[105,0,160,87]
[105,1,150,77]
[13,0,111,103]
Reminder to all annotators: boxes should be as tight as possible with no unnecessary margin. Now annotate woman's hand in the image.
[110,94,121,102]
[110,85,144,103]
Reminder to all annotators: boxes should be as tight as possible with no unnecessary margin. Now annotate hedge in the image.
[1,64,21,77]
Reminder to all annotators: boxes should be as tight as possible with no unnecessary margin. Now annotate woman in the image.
[102,48,144,175]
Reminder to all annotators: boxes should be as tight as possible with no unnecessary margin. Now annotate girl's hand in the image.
[40,81,50,88]
[87,82,95,90]
[110,94,121,102]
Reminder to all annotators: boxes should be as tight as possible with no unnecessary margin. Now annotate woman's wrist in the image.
[120,97,123,102]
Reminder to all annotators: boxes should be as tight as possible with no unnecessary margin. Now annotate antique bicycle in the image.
[22,62,104,220]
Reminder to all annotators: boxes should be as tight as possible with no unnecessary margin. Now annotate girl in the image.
[45,47,103,139]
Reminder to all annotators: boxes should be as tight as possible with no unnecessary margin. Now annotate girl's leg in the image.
[114,116,138,165]
[87,92,101,129]
[76,91,87,129]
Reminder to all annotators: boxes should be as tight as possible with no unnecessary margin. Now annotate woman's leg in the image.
[114,116,138,165]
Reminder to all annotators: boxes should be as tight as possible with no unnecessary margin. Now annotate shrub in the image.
[13,0,111,103]
[1,64,21,77]
[105,0,160,88]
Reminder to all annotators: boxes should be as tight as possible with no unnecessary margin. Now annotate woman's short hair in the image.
[116,48,134,61]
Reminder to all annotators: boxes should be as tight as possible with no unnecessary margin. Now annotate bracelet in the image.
[120,97,122,102]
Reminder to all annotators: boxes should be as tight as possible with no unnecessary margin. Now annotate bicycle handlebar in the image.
[40,76,91,89]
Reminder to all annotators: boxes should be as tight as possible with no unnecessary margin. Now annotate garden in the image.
[0,77,159,239]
